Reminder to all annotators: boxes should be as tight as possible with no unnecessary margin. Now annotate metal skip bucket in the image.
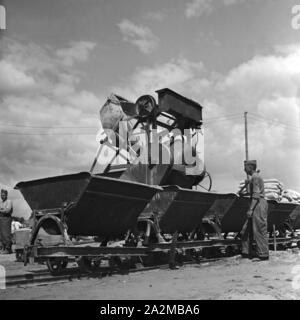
[220,197,300,233]
[157,186,236,234]
[15,172,162,238]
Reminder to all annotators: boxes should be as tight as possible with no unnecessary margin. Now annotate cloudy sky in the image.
[0,0,300,217]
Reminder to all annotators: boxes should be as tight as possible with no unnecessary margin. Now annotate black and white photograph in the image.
[0,0,300,302]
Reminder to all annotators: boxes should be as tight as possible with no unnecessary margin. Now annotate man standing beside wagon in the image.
[241,161,269,260]
[0,189,13,254]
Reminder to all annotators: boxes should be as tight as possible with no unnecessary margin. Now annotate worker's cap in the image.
[244,160,257,169]
[1,189,8,194]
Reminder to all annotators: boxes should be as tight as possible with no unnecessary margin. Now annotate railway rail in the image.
[5,258,224,288]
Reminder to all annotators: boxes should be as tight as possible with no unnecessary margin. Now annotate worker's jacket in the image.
[0,199,13,217]
[248,172,265,199]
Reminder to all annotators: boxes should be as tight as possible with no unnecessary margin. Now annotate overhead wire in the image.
[248,112,300,130]
[0,114,244,135]
[203,114,243,128]
[0,112,298,135]
[0,123,97,129]
[0,131,96,136]
[248,113,300,133]
[204,113,242,122]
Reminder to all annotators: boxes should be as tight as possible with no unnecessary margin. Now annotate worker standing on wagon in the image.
[0,189,13,254]
[241,161,269,260]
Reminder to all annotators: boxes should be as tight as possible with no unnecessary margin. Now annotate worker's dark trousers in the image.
[241,198,269,258]
[0,217,12,250]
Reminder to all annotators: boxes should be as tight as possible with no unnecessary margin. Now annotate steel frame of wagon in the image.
[26,236,300,268]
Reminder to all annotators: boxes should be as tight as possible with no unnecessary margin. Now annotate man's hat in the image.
[244,160,257,168]
[1,189,8,194]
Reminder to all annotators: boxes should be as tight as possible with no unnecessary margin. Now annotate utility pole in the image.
[244,111,249,161]
[244,111,250,183]
[244,111,253,257]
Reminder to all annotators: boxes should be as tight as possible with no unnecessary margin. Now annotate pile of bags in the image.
[238,178,283,201]
[281,189,300,204]
[238,178,300,204]
[264,179,284,201]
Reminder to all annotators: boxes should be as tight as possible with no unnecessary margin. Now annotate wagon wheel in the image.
[28,215,71,273]
[46,258,68,275]
[194,170,212,192]
[30,215,70,247]
[108,256,132,273]
[77,256,102,274]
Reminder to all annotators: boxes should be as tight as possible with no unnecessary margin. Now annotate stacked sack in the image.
[281,189,300,204]
[237,178,283,201]
[263,179,283,201]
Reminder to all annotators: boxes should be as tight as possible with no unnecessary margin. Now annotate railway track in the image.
[4,257,224,288]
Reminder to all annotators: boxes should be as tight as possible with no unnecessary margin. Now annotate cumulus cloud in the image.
[217,46,300,113]
[185,0,249,18]
[0,60,36,94]
[144,11,166,22]
[111,45,300,192]
[185,0,214,18]
[0,37,101,218]
[117,19,159,54]
[56,41,97,67]
[207,46,300,191]
[111,58,204,100]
